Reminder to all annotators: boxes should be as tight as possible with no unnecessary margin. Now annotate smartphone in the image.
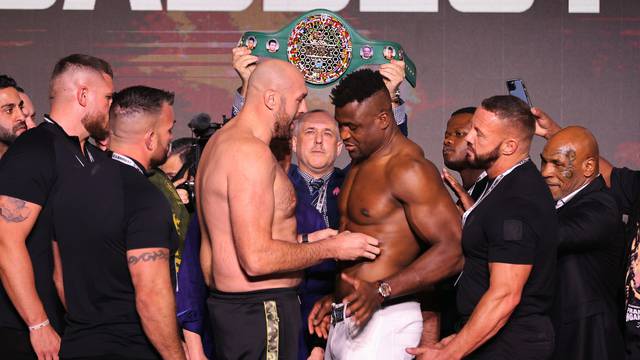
[506,79,532,107]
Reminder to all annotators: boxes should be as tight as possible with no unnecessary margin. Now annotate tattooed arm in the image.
[0,195,61,359]
[128,248,186,360]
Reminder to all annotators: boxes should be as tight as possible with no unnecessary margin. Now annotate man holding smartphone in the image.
[408,96,558,359]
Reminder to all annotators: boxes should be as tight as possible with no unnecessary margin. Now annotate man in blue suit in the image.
[287,110,345,359]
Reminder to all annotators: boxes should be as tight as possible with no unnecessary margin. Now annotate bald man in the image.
[0,54,113,360]
[196,59,380,359]
[540,126,625,360]
[51,85,185,359]
[533,109,640,357]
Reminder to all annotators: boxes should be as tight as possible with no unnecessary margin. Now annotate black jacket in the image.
[551,176,625,360]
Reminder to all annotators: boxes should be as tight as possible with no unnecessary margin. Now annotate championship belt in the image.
[239,9,417,88]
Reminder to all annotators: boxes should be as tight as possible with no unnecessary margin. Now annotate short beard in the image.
[468,143,501,169]
[82,111,109,141]
[0,124,18,145]
[150,152,168,169]
[273,103,293,140]
[150,142,171,168]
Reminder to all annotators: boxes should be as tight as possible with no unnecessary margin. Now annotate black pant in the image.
[208,287,300,360]
[462,314,555,360]
[0,327,37,360]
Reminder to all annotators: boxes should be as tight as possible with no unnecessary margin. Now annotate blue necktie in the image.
[309,179,325,209]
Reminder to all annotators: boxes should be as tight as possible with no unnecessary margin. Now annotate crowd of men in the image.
[0,47,637,360]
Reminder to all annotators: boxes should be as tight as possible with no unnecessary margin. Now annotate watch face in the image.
[379,282,391,297]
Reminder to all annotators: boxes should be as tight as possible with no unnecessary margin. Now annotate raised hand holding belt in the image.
[240,8,417,88]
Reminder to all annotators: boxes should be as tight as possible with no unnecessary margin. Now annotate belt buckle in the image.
[331,303,346,325]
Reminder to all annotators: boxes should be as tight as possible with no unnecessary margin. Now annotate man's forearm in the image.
[244,237,335,276]
[384,243,462,298]
[0,239,50,326]
[137,286,185,360]
[419,310,440,345]
[440,287,519,358]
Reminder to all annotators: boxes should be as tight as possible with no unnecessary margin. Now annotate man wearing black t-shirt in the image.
[53,85,185,360]
[0,75,28,159]
[408,96,558,359]
[438,106,488,338]
[0,54,113,360]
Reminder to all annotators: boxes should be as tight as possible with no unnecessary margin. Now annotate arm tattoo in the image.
[128,250,170,265]
[0,196,31,223]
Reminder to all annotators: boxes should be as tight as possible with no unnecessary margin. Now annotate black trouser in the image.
[0,327,37,360]
[208,287,300,360]
[461,314,555,360]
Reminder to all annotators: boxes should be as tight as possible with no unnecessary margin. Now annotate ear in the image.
[583,157,597,178]
[377,112,391,130]
[501,138,519,156]
[264,90,278,111]
[145,130,155,152]
[77,86,89,107]
[291,135,298,154]
[336,139,344,157]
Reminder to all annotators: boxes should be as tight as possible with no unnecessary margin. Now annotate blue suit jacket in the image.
[288,164,345,230]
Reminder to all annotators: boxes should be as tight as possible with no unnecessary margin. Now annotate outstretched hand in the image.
[232,46,258,97]
[380,60,405,97]
[442,169,475,212]
[308,294,333,339]
[332,231,381,261]
[406,334,459,360]
[531,107,561,139]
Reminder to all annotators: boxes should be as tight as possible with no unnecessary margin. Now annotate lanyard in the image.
[467,171,488,196]
[461,158,530,226]
[111,152,144,175]
[315,181,328,214]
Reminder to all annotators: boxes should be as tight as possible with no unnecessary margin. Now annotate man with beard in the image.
[52,85,185,359]
[0,54,113,359]
[196,59,381,359]
[438,106,488,338]
[408,96,558,359]
[0,75,28,159]
[441,107,488,207]
[309,69,462,360]
[16,86,37,129]
[540,126,624,360]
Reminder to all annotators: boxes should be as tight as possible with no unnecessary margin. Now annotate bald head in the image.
[243,59,308,139]
[541,126,600,200]
[547,126,599,160]
[246,59,305,98]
